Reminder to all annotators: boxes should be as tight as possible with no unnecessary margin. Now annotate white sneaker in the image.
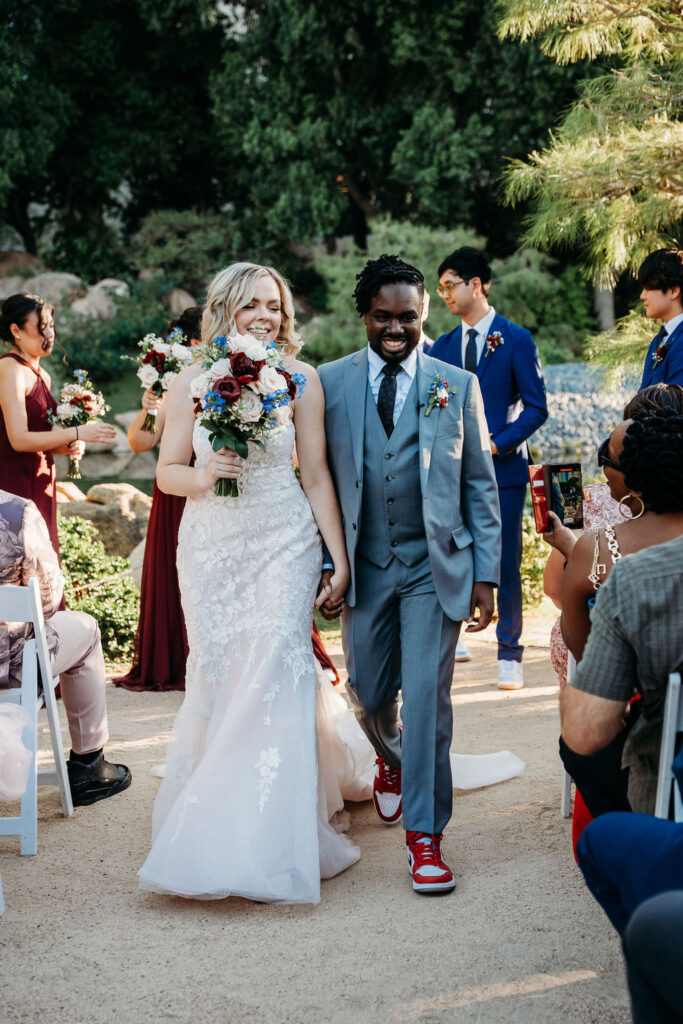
[454,636,472,662]
[498,661,524,690]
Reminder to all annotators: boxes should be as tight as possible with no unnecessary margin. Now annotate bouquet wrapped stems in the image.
[141,407,158,434]
[67,454,82,480]
[216,477,239,498]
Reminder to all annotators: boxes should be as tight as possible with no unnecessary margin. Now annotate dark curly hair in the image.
[623,383,683,419]
[620,408,683,514]
[352,254,424,316]
[0,293,54,346]
[164,305,203,345]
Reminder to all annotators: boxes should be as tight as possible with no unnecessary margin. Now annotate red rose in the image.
[230,352,264,383]
[214,375,242,404]
[278,368,297,401]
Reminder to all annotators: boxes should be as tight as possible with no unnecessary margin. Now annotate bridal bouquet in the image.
[132,328,194,433]
[48,369,109,479]
[190,332,306,497]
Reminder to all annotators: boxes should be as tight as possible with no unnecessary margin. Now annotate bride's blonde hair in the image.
[201,262,302,358]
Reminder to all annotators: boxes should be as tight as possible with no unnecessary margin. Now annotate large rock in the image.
[23,272,86,308]
[126,538,146,589]
[70,278,129,320]
[55,481,87,502]
[0,276,27,301]
[58,483,152,557]
[163,288,196,315]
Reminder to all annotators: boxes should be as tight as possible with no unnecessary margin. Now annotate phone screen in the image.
[548,465,583,529]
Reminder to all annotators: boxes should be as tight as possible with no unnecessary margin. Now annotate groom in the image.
[318,255,501,894]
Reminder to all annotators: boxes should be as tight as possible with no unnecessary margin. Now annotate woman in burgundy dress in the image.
[117,306,339,692]
[0,293,116,556]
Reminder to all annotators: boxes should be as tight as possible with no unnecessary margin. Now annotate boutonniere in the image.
[651,342,670,369]
[425,374,456,416]
[484,331,505,358]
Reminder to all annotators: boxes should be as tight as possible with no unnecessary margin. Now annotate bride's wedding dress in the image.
[138,418,363,903]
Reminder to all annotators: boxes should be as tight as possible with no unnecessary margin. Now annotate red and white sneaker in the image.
[372,756,402,824]
[405,831,455,894]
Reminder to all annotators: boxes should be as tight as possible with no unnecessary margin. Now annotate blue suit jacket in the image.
[430,313,548,487]
[639,320,683,389]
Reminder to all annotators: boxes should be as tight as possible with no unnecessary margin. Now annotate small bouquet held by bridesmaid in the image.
[190,333,306,497]
[133,329,194,433]
[48,369,109,479]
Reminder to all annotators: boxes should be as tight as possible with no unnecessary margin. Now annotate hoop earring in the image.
[619,493,645,520]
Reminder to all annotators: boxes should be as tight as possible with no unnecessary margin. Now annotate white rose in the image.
[272,405,291,428]
[138,365,160,388]
[238,335,267,362]
[189,371,212,399]
[237,389,263,423]
[57,403,71,418]
[161,371,177,391]
[155,342,171,357]
[253,365,288,396]
[171,343,192,362]
[208,358,234,381]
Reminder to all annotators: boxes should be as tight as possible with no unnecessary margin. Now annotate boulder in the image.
[113,409,141,431]
[70,278,130,321]
[55,481,87,502]
[0,276,27,301]
[162,288,196,315]
[22,272,86,308]
[58,483,152,557]
[0,252,40,275]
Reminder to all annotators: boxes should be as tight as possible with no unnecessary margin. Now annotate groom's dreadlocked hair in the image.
[352,254,425,315]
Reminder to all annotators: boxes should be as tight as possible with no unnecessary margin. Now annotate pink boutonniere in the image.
[484,331,504,358]
[651,343,670,369]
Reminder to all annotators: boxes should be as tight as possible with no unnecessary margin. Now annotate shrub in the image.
[58,513,139,664]
[521,514,547,609]
[55,275,171,383]
[128,208,239,295]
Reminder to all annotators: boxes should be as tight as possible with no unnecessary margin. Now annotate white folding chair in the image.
[560,653,577,817]
[654,672,683,822]
[0,578,73,855]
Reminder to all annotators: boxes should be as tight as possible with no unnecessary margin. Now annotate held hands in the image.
[202,447,242,490]
[66,440,86,460]
[465,581,494,633]
[542,511,577,560]
[142,389,164,412]
[315,568,348,620]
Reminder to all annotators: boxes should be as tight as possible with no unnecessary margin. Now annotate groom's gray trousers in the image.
[342,552,460,834]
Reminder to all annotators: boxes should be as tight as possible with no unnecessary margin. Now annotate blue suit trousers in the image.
[496,484,526,662]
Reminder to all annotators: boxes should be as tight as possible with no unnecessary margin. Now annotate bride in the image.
[138,263,367,903]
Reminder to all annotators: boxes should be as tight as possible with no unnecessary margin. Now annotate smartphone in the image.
[529,462,583,532]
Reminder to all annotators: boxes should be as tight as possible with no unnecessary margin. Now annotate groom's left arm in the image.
[460,375,502,588]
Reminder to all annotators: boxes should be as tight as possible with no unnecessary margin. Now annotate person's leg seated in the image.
[577,812,683,935]
[496,485,525,689]
[559,729,631,818]
[623,892,683,1024]
[49,610,131,805]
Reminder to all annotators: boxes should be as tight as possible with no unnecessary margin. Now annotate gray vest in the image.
[358,377,427,568]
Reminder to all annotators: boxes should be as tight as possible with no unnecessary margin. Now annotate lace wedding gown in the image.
[138,418,364,903]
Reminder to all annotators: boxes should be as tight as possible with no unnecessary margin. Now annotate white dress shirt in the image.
[460,306,497,368]
[663,312,683,340]
[367,345,418,427]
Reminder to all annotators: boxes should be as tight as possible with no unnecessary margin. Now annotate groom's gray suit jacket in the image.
[318,347,501,622]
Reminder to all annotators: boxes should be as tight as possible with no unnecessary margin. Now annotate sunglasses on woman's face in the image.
[597,437,622,472]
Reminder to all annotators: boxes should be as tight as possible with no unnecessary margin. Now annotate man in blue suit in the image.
[638,248,683,390]
[430,247,548,689]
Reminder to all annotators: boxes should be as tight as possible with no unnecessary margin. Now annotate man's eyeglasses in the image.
[436,279,467,298]
[597,437,621,472]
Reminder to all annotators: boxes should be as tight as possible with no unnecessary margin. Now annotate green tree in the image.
[497,0,683,285]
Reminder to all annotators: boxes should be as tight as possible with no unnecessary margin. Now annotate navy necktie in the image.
[377,362,401,437]
[654,325,668,351]
[465,328,478,373]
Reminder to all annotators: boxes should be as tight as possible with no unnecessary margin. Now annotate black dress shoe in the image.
[67,752,132,807]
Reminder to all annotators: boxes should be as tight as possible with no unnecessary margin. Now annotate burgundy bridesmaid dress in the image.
[0,352,59,555]
[116,479,189,691]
